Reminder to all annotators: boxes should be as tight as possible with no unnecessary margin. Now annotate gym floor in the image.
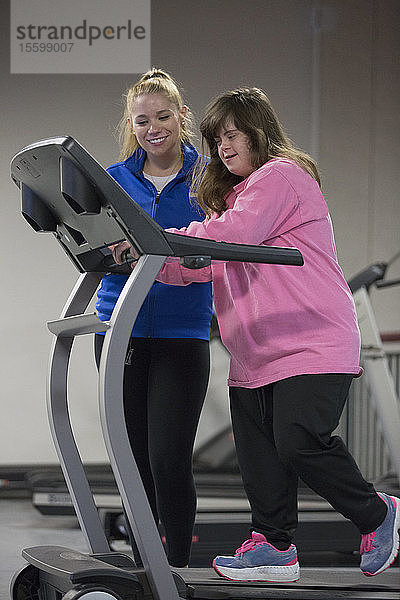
[3,496,400,600]
[1,498,86,599]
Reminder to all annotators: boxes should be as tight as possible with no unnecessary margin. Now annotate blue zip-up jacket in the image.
[96,144,213,339]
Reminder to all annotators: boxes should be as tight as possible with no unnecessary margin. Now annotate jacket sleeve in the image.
[165,167,302,246]
[157,256,213,285]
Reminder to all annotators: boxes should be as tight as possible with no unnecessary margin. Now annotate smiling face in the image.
[214,118,254,179]
[130,92,186,164]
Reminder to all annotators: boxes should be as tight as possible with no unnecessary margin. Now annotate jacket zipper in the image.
[144,174,181,336]
[148,185,159,336]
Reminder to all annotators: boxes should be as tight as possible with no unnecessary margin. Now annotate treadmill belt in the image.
[178,567,400,599]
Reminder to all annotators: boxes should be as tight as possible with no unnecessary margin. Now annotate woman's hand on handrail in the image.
[109,241,140,267]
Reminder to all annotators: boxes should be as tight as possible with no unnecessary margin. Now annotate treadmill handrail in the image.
[164,231,304,265]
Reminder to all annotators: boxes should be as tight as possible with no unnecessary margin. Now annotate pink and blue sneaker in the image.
[360,492,400,576]
[213,532,300,582]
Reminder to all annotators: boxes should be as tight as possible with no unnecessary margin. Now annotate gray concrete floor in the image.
[3,498,400,600]
[1,498,87,599]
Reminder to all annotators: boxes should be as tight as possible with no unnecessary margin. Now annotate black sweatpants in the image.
[229,374,387,548]
[95,335,210,566]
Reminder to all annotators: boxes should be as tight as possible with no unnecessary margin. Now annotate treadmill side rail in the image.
[21,546,140,585]
[47,312,110,337]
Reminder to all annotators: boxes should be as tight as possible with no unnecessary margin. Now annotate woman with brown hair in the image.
[113,86,399,581]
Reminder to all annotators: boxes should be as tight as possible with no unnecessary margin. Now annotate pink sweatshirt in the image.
[157,158,362,388]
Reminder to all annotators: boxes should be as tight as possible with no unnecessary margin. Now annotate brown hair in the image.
[194,87,321,216]
[117,68,195,160]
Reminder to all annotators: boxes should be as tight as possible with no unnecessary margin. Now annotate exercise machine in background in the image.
[348,253,400,488]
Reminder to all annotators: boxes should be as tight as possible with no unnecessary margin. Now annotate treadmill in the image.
[10,136,399,600]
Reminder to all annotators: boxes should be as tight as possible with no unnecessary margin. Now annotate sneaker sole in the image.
[213,558,300,582]
[362,494,400,577]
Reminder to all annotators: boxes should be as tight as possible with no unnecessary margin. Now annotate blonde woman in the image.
[95,69,212,567]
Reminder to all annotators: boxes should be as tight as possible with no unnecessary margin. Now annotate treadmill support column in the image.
[47,271,111,553]
[99,253,181,600]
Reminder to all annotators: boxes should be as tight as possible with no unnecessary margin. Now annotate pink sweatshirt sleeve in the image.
[157,256,213,285]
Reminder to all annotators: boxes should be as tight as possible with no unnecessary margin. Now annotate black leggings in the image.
[230,374,387,549]
[95,335,210,566]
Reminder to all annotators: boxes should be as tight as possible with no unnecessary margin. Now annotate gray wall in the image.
[1,0,399,464]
